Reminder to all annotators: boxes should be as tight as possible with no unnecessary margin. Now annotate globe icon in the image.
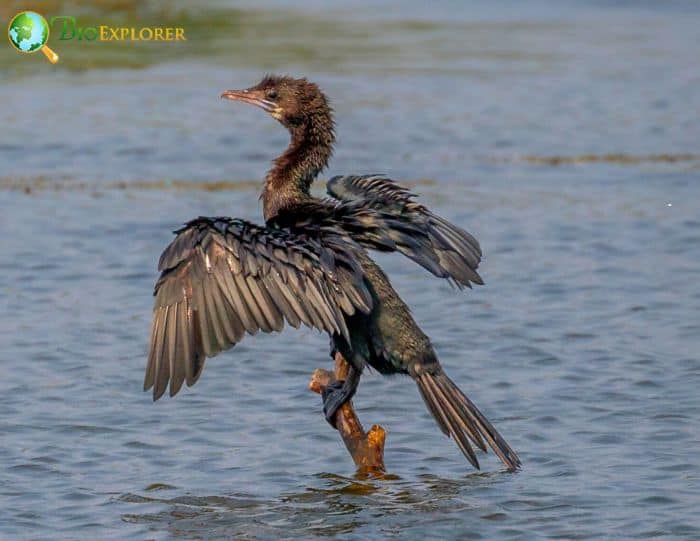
[8,11,59,63]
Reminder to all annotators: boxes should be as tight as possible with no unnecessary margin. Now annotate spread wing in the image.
[144,217,372,400]
[326,174,483,288]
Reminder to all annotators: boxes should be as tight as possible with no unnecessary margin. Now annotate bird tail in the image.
[415,370,521,471]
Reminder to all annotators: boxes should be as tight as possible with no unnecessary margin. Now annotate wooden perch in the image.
[309,353,386,476]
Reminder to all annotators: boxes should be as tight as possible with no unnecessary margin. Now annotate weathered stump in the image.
[309,353,386,476]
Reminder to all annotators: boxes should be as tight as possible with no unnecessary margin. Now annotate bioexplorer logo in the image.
[8,11,187,64]
[8,11,59,63]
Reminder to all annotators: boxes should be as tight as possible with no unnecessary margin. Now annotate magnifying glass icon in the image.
[8,11,59,64]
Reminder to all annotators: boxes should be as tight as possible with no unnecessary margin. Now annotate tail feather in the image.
[416,371,521,471]
[419,374,481,468]
[428,374,486,452]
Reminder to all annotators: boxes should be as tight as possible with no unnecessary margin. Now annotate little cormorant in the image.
[144,75,521,471]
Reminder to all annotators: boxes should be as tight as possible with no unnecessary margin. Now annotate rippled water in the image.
[2,1,700,539]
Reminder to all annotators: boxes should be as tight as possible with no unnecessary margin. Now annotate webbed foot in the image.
[322,380,347,427]
[321,365,361,428]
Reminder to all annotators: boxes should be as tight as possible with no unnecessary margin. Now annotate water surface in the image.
[1,1,699,539]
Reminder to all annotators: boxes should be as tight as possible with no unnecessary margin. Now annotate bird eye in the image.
[266,89,278,100]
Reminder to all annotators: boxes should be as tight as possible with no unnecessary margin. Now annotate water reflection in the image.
[119,470,514,538]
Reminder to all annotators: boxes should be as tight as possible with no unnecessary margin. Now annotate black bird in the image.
[144,75,520,471]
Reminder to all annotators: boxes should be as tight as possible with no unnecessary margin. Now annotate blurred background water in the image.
[1,0,699,539]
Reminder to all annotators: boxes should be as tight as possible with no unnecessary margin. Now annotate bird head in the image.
[221,75,332,132]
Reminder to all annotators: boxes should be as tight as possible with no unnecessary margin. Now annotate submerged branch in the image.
[309,353,386,476]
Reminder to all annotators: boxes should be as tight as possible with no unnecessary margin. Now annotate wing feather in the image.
[188,314,206,386]
[223,268,258,333]
[153,306,170,399]
[327,174,483,288]
[145,217,371,400]
[168,304,187,397]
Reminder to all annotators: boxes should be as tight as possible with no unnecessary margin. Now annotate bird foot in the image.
[309,354,386,475]
[321,380,347,427]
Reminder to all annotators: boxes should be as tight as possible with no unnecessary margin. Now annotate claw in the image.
[322,380,346,427]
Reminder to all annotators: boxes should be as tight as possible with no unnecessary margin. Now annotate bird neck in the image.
[262,114,334,221]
